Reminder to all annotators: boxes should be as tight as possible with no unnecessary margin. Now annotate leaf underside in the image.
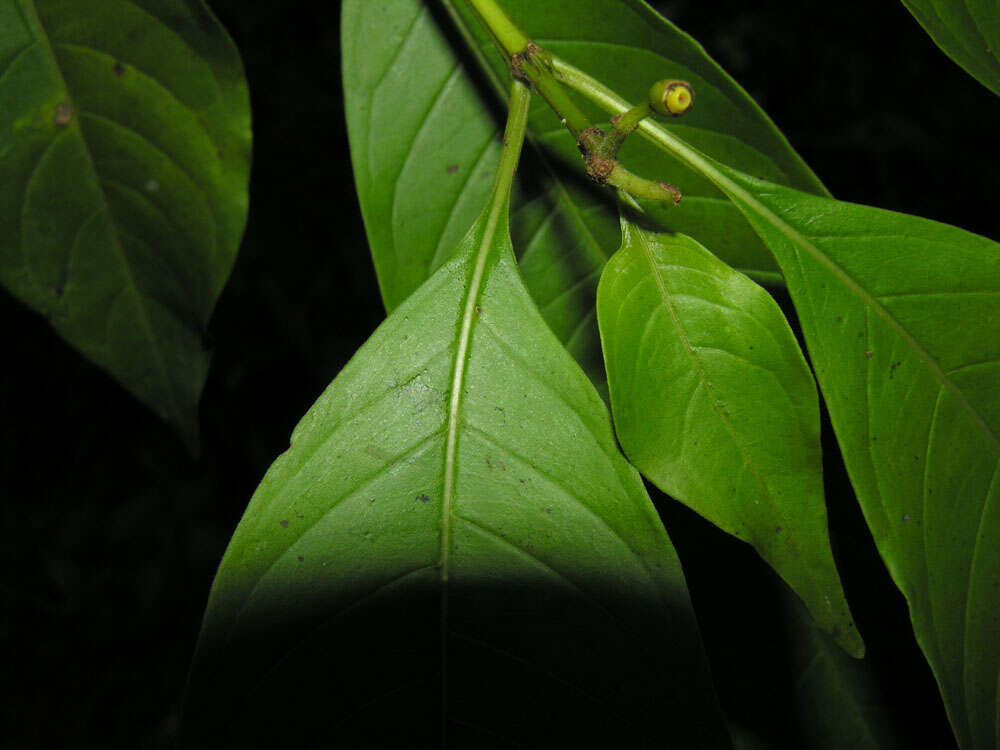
[182,206,730,747]
[598,219,861,656]
[716,163,1000,750]
[0,0,251,447]
[342,0,828,388]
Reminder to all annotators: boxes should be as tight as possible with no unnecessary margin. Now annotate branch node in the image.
[577,126,605,156]
[586,153,616,184]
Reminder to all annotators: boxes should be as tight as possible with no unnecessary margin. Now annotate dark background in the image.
[3,0,998,747]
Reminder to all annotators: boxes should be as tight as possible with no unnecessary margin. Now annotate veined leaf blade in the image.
[712,163,1000,749]
[182,199,730,747]
[0,0,251,447]
[598,219,861,656]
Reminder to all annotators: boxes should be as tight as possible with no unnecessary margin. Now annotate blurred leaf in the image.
[900,0,1000,98]
[712,164,1000,750]
[597,215,861,656]
[0,0,251,448]
[182,169,730,747]
[342,0,827,386]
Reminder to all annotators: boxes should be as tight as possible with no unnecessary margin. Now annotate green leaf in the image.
[780,590,902,749]
[342,0,825,387]
[0,0,251,448]
[597,215,861,656]
[181,189,730,747]
[710,164,1000,749]
[732,595,901,749]
[900,0,1000,98]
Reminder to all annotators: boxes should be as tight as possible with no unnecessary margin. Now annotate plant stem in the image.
[598,102,653,159]
[551,56,734,192]
[456,0,681,203]
[462,0,531,56]
[488,77,532,212]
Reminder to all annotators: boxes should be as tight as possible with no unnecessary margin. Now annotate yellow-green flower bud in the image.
[648,79,694,117]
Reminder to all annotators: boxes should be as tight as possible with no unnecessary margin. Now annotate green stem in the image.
[457,0,680,203]
[598,102,653,159]
[459,0,589,136]
[488,77,532,211]
[462,0,530,56]
[551,57,734,191]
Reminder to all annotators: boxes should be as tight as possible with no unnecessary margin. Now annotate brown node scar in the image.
[659,182,682,204]
[511,42,542,81]
[586,153,616,184]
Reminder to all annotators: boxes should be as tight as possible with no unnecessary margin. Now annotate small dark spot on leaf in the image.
[775,526,782,533]
[113,61,126,77]
[889,361,901,378]
[835,316,843,323]
[279,520,289,528]
[50,268,68,298]
[748,345,754,350]
[417,493,430,504]
[857,331,864,338]
[296,513,304,519]
[865,350,873,358]
[519,478,525,484]
[446,164,459,174]
[872,436,878,442]
[54,102,73,127]
[297,555,305,562]
[544,507,552,514]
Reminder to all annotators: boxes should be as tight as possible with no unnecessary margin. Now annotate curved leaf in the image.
[597,216,861,656]
[0,0,251,447]
[900,0,1000,98]
[343,0,825,387]
[709,165,1000,749]
[181,182,730,747]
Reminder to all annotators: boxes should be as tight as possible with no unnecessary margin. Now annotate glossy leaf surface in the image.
[343,0,827,385]
[0,0,251,447]
[597,217,861,656]
[901,0,1000,97]
[713,164,1000,749]
[182,199,730,747]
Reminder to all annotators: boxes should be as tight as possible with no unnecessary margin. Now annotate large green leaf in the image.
[342,0,827,386]
[0,0,251,448]
[707,165,1000,749]
[181,171,730,747]
[900,0,1000,98]
[597,215,861,656]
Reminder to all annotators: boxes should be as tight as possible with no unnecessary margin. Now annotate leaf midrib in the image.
[740,189,1000,455]
[631,226,799,544]
[438,178,508,742]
